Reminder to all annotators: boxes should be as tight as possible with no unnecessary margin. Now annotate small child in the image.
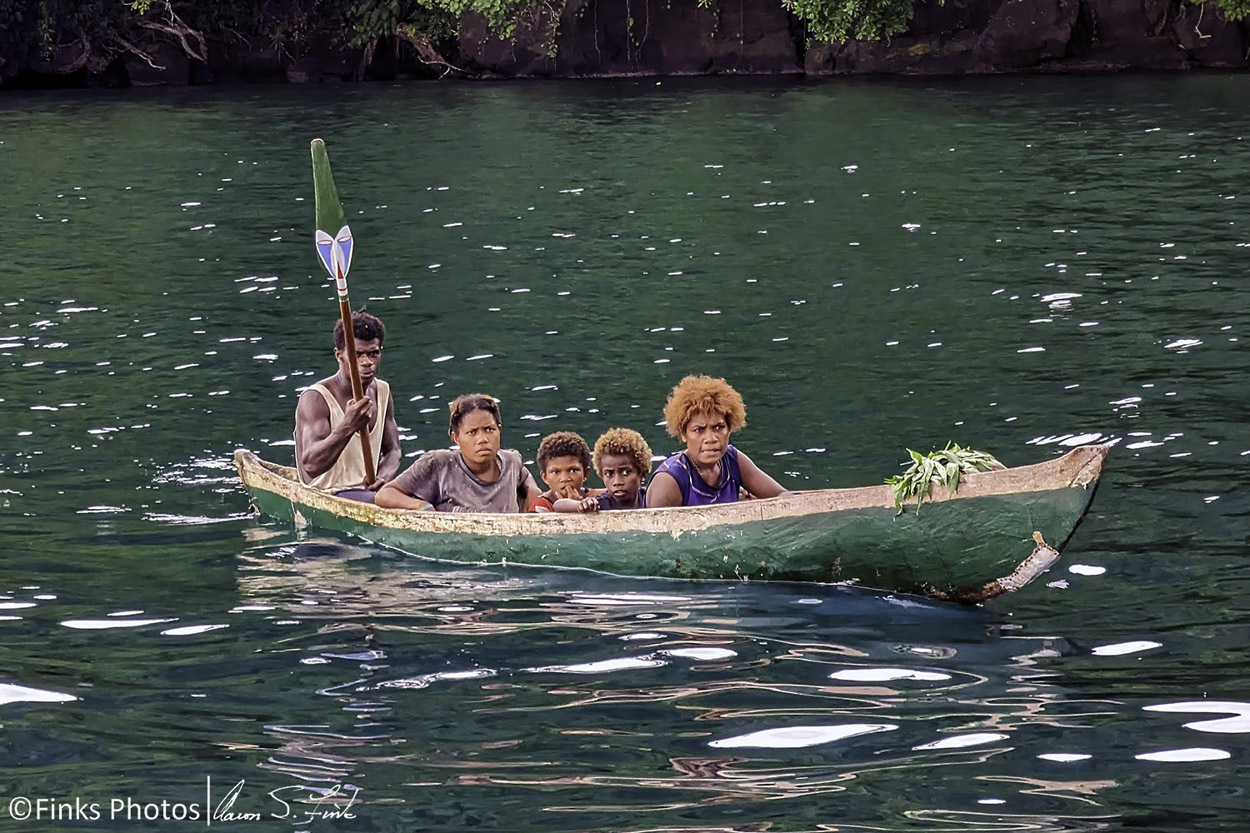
[531,431,600,512]
[554,428,652,512]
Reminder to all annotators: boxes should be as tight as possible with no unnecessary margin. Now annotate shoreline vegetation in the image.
[2,0,1247,89]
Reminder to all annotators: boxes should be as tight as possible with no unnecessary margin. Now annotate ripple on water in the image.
[661,647,736,661]
[160,624,230,637]
[373,669,497,690]
[1037,753,1093,763]
[1144,701,1250,734]
[0,682,77,706]
[532,656,667,674]
[710,724,898,749]
[1090,640,1163,656]
[61,618,175,630]
[1136,747,1231,763]
[828,667,952,682]
[913,732,1010,751]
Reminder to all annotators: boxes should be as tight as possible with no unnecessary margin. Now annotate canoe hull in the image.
[236,446,1106,601]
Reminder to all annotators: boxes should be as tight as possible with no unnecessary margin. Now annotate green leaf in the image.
[885,442,1002,516]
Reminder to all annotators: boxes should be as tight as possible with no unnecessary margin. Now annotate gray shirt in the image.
[391,448,537,513]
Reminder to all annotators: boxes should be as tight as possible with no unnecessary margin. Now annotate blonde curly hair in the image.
[593,428,653,478]
[661,375,746,439]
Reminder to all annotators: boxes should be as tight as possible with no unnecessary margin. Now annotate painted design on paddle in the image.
[315,225,354,296]
[310,137,355,298]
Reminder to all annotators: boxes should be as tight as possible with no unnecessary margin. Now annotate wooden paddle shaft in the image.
[337,295,376,485]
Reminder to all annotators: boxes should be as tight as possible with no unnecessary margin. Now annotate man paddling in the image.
[294,310,400,502]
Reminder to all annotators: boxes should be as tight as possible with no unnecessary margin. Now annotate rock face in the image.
[458,0,802,77]
[2,0,1248,88]
[970,0,1083,69]
[455,0,1248,77]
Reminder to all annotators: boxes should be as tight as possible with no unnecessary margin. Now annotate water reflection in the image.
[221,537,1135,825]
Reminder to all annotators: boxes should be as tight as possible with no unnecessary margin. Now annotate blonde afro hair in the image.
[662,375,747,439]
[593,428,653,478]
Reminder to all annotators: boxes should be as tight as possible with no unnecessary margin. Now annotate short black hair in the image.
[536,431,592,474]
[448,394,501,434]
[334,310,386,351]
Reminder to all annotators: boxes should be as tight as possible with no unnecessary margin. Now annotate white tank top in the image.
[298,379,390,492]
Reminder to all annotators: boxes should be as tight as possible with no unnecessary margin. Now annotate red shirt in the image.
[531,488,598,512]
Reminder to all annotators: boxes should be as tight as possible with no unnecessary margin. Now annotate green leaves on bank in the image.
[781,0,914,43]
[886,443,1003,515]
[1207,0,1250,20]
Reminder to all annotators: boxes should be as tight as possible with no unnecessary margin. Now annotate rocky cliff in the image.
[6,0,1247,88]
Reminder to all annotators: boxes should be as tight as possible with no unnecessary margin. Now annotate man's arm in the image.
[738,450,790,499]
[369,393,401,490]
[294,389,375,482]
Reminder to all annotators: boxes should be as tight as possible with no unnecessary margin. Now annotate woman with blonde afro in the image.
[646,375,789,508]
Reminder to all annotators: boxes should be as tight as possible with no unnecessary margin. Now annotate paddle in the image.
[310,138,375,485]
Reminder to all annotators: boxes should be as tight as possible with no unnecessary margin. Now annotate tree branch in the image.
[392,28,470,77]
[136,0,208,61]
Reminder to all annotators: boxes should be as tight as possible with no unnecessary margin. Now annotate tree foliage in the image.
[780,0,913,42]
[1203,0,1250,19]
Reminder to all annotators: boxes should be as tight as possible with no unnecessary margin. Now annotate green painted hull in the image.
[235,446,1107,601]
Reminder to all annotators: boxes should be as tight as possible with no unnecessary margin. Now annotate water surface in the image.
[1,75,1247,830]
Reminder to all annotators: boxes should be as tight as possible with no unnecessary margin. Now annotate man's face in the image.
[336,338,382,383]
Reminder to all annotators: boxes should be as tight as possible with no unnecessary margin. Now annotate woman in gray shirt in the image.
[376,394,541,512]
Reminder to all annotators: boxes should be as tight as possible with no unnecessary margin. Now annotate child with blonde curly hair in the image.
[553,428,653,512]
[646,375,788,508]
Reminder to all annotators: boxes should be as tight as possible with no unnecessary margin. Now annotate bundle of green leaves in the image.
[886,442,1003,514]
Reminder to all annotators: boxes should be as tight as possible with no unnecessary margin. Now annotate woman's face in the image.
[680,410,731,466]
[451,408,501,466]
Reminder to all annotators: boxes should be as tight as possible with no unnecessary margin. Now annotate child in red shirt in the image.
[531,431,601,512]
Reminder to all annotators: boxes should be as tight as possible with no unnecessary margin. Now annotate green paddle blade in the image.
[310,138,354,288]
[311,138,347,235]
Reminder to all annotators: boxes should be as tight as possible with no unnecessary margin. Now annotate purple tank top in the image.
[652,445,742,506]
[595,487,646,511]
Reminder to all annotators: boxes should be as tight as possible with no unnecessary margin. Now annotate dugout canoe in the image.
[233,445,1107,603]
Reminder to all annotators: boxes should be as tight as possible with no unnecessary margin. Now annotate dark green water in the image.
[1,76,1247,831]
